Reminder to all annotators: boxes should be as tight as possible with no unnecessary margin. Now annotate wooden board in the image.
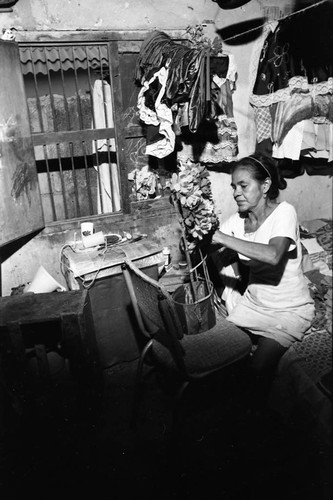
[61,238,163,278]
[0,40,44,247]
[0,289,89,325]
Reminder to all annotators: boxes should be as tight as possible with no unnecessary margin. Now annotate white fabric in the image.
[92,79,120,213]
[219,201,315,347]
[220,262,242,313]
[272,120,304,160]
[273,119,333,161]
[137,66,175,159]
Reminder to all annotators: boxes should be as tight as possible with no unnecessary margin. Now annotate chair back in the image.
[122,259,187,372]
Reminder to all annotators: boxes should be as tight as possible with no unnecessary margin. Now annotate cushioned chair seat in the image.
[152,317,252,375]
[121,257,253,430]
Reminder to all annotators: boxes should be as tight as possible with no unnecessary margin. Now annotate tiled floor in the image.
[1,358,331,500]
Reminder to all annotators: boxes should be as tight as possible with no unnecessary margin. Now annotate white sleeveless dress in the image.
[220,201,315,347]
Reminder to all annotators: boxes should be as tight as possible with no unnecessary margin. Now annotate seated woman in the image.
[210,153,315,380]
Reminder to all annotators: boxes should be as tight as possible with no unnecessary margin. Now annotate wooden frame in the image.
[15,30,187,226]
[0,40,44,247]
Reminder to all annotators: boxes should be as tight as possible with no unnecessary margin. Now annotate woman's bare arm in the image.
[212,231,292,266]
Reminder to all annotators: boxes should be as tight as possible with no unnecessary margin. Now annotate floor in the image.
[1,355,332,500]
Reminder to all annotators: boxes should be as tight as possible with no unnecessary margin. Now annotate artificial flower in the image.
[170,159,219,248]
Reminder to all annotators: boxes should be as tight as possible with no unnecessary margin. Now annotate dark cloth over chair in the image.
[122,258,252,430]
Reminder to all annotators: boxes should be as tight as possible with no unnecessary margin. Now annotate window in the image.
[19,39,131,223]
[18,33,180,225]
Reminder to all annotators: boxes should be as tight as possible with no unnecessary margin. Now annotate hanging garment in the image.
[301,121,333,161]
[177,77,238,164]
[271,86,333,145]
[92,79,120,213]
[252,106,272,143]
[137,66,175,158]
[272,120,305,160]
[177,55,239,164]
[135,30,208,136]
[252,4,333,100]
[250,2,333,160]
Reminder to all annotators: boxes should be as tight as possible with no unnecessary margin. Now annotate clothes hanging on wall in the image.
[177,56,239,165]
[135,30,208,138]
[250,2,333,167]
[136,30,239,162]
[137,66,175,158]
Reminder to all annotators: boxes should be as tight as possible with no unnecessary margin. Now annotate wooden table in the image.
[0,290,102,422]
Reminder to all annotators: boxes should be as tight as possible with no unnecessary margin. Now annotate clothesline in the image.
[220,0,328,43]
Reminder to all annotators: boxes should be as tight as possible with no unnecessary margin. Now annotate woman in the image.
[212,153,315,376]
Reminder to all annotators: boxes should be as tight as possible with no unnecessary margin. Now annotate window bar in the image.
[108,40,129,213]
[100,45,117,213]
[86,45,99,213]
[56,47,70,219]
[44,47,58,133]
[86,45,97,130]
[86,45,102,214]
[87,46,104,214]
[29,46,44,134]
[100,45,109,127]
[94,139,105,214]
[106,137,117,213]
[58,46,71,131]
[56,145,69,220]
[98,44,106,88]
[71,46,84,130]
[69,141,81,218]
[81,139,94,215]
[43,144,57,222]
[98,45,111,214]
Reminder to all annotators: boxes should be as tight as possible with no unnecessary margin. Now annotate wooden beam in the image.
[16,29,187,44]
[31,127,115,146]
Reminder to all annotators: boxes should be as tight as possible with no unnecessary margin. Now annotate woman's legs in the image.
[249,336,288,375]
[246,335,288,413]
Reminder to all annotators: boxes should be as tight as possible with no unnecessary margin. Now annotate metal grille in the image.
[20,42,122,223]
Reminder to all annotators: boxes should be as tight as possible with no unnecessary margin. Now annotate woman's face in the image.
[231,167,266,213]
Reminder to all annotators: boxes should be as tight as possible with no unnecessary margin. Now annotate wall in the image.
[1,0,332,296]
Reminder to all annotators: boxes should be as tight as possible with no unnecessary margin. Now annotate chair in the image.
[121,258,252,432]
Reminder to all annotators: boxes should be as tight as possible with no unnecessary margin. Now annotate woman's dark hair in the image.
[231,153,287,200]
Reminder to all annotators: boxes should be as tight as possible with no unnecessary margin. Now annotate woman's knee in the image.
[248,337,287,375]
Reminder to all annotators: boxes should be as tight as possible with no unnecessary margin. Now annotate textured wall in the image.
[1,0,332,295]
[1,0,220,31]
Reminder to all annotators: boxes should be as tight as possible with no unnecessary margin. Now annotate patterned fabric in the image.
[152,316,252,374]
[269,329,332,447]
[315,221,333,257]
[253,106,271,143]
[177,77,239,164]
[252,3,333,98]
[137,67,175,158]
[301,219,332,335]
[272,92,333,146]
[293,330,332,383]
